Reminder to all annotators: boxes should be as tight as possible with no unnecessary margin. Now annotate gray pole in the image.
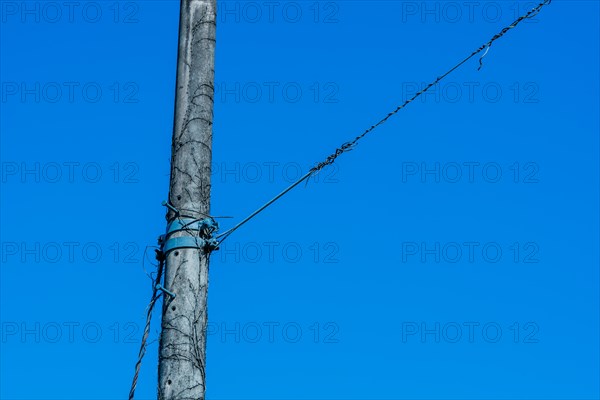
[158,0,216,399]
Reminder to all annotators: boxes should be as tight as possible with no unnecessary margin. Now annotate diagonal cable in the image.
[216,0,552,244]
[129,254,164,400]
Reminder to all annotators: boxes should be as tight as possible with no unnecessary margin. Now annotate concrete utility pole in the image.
[158,0,216,399]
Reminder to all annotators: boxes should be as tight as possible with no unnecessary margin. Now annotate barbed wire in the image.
[216,0,552,244]
[129,251,165,400]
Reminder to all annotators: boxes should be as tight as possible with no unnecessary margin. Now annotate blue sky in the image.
[1,0,599,399]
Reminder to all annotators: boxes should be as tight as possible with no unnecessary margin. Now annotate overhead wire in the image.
[215,0,552,245]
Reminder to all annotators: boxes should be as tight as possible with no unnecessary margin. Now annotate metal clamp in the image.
[161,236,206,254]
[158,207,220,255]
